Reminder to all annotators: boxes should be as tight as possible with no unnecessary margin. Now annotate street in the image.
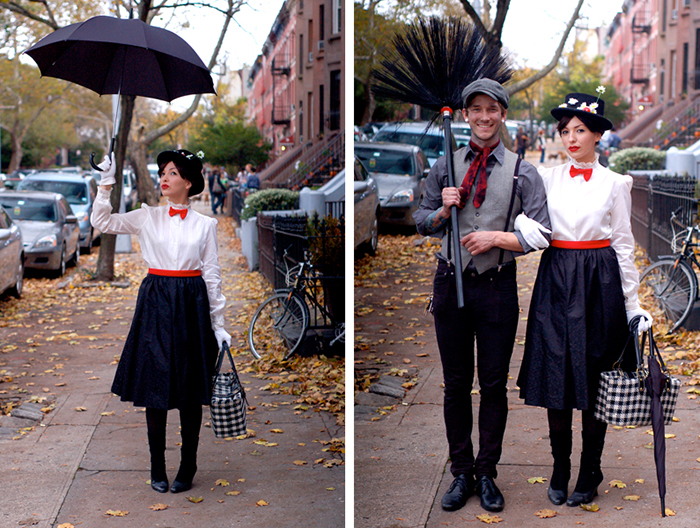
[0,201,344,528]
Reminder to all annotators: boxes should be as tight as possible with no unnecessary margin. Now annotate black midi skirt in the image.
[111,273,218,410]
[517,246,633,410]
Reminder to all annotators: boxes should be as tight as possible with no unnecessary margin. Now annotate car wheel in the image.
[363,210,379,256]
[81,229,93,255]
[71,245,80,267]
[56,246,66,278]
[9,255,24,299]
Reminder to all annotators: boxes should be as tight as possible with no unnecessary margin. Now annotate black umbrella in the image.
[372,17,512,308]
[24,15,215,168]
[644,330,670,517]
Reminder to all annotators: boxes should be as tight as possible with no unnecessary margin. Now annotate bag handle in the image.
[642,327,673,393]
[611,315,646,391]
[214,342,247,403]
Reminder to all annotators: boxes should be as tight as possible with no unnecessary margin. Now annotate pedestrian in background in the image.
[210,169,226,214]
[538,128,546,164]
[246,166,260,191]
[90,149,230,495]
[517,92,652,508]
[515,126,529,159]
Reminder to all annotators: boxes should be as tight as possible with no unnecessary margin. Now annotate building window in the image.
[671,50,677,98]
[299,100,304,143]
[695,30,700,89]
[332,0,341,34]
[299,33,304,75]
[682,42,688,94]
[319,4,325,42]
[663,0,667,31]
[330,70,341,130]
[308,20,313,61]
[660,58,665,102]
[319,84,325,135]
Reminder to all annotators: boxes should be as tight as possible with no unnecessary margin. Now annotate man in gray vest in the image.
[413,79,551,513]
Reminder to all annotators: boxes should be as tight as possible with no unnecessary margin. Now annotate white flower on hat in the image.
[196,150,205,159]
[559,103,568,108]
[596,85,606,95]
[568,98,579,105]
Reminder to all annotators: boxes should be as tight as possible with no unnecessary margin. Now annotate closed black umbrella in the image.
[24,15,216,167]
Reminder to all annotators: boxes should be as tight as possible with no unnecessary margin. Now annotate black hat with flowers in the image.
[156,149,205,196]
[550,89,613,131]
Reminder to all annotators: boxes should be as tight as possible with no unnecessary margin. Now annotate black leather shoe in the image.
[441,474,474,511]
[150,479,169,493]
[566,488,598,507]
[475,476,504,512]
[170,480,193,494]
[548,485,566,505]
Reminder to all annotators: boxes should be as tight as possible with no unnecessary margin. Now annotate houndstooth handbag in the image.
[595,319,680,426]
[210,343,247,438]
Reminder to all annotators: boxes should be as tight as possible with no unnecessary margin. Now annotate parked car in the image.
[354,156,380,255]
[0,205,24,298]
[17,172,100,253]
[0,191,80,277]
[371,121,456,167]
[1,169,36,190]
[354,142,429,226]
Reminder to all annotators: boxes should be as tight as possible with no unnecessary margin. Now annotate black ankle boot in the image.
[567,418,605,508]
[146,408,168,493]
[548,428,572,506]
[170,460,197,493]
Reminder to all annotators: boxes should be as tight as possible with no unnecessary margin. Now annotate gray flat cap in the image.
[462,78,509,109]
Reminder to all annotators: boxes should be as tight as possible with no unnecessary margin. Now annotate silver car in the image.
[0,206,23,298]
[354,142,429,226]
[372,121,456,167]
[354,157,380,255]
[0,191,80,277]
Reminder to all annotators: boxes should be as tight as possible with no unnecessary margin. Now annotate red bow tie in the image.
[169,207,187,219]
[569,166,593,181]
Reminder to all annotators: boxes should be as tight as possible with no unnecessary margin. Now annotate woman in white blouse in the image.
[516,93,652,508]
[91,149,230,495]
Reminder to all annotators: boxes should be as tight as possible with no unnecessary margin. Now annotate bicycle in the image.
[639,206,700,333]
[248,250,345,359]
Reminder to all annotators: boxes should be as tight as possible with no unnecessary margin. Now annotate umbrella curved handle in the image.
[90,152,103,171]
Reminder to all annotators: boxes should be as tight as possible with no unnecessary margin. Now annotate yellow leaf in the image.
[580,503,600,512]
[527,476,547,484]
[237,478,246,482]
[270,429,284,434]
[665,508,676,516]
[215,479,230,487]
[149,503,168,510]
[609,479,627,489]
[535,509,557,518]
[326,487,335,491]
[105,510,129,516]
[256,500,269,507]
[186,496,204,503]
[57,524,75,528]
[623,495,641,501]
[476,513,503,523]
[101,411,115,416]
[635,479,645,484]
[225,490,241,496]
[74,407,87,412]
[293,460,307,466]
[665,433,676,439]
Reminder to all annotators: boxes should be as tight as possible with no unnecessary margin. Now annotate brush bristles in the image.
[373,16,512,112]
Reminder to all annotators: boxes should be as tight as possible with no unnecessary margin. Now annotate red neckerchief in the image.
[459,140,499,208]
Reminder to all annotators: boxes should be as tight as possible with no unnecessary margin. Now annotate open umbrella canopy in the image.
[25,15,215,102]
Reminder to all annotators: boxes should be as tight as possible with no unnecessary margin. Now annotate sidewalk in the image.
[0,200,344,528]
[354,205,700,527]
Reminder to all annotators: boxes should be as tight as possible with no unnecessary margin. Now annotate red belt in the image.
[551,239,610,249]
[148,268,201,277]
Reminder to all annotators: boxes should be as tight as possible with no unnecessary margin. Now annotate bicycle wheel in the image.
[639,259,697,333]
[248,292,309,359]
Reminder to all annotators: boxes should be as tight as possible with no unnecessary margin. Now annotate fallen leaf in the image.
[635,479,645,484]
[215,479,230,487]
[149,503,168,511]
[256,500,269,507]
[225,491,241,496]
[476,513,503,523]
[105,510,129,516]
[101,411,115,416]
[57,524,75,528]
[74,407,87,412]
[270,428,284,434]
[527,476,547,484]
[186,496,203,503]
[609,479,627,489]
[665,508,676,516]
[580,503,600,512]
[623,495,641,501]
[535,509,557,518]
[326,487,335,491]
[293,460,307,466]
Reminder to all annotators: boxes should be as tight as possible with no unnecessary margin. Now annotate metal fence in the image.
[631,174,699,261]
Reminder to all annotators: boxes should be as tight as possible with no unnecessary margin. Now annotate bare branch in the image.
[506,0,584,95]
[457,0,489,37]
[490,0,510,41]
[0,0,59,29]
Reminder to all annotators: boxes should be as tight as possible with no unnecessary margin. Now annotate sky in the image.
[500,0,624,68]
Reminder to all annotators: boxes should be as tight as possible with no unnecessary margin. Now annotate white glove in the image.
[214,328,231,349]
[514,213,552,250]
[627,307,653,334]
[97,153,117,186]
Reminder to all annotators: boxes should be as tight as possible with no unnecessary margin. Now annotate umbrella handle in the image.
[90,137,116,171]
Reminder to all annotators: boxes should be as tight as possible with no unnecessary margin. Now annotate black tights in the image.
[146,406,202,483]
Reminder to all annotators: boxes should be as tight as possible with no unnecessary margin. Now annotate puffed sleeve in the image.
[90,187,148,235]
[609,174,640,311]
[200,217,225,331]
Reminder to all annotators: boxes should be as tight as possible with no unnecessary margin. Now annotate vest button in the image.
[475,212,480,217]
[474,225,479,230]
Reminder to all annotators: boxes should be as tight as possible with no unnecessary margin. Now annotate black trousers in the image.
[432,258,519,479]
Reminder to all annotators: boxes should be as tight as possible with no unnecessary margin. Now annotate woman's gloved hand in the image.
[214,328,231,349]
[626,307,653,333]
[514,213,551,251]
[97,153,117,186]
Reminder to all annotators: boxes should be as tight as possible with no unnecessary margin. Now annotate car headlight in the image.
[75,212,89,222]
[34,234,57,249]
[388,189,414,204]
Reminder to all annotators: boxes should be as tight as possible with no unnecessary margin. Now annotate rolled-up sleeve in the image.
[413,156,448,237]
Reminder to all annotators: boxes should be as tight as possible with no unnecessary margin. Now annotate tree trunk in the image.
[8,133,23,173]
[129,136,158,206]
[361,75,376,125]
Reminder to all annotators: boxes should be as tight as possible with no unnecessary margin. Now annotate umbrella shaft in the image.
[442,111,464,309]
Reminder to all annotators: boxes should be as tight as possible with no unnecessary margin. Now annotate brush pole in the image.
[442,107,464,309]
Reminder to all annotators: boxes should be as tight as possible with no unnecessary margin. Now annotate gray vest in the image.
[440,148,521,273]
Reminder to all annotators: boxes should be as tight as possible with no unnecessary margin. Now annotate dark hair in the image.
[158,159,188,180]
[556,113,607,136]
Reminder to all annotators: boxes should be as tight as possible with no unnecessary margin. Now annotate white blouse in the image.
[539,158,640,311]
[90,187,225,331]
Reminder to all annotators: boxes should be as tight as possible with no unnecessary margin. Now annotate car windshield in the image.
[374,130,444,159]
[20,180,87,204]
[355,148,415,176]
[0,198,57,222]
